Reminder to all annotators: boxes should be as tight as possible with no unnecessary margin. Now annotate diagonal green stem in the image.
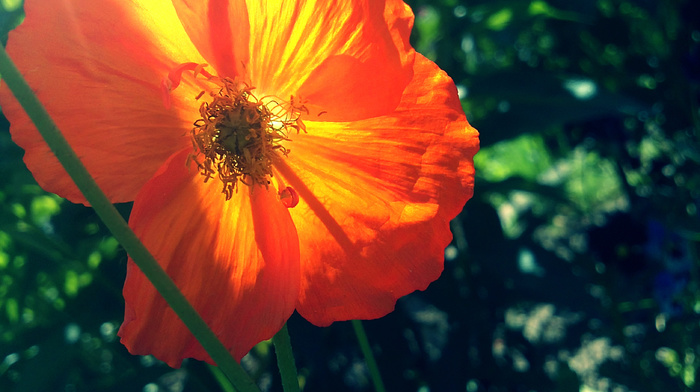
[0,46,259,392]
[207,364,237,392]
[272,323,300,392]
[351,320,386,392]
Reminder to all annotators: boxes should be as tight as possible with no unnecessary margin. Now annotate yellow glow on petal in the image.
[124,0,209,118]
[127,0,205,64]
[245,1,384,96]
[396,203,439,224]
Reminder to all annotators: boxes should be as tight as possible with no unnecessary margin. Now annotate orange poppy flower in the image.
[0,0,479,367]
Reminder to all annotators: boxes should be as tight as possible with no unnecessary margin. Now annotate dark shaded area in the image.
[1,0,699,391]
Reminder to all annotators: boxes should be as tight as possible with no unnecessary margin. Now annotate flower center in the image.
[187,75,307,200]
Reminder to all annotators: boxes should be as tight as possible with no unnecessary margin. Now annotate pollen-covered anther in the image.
[178,66,307,200]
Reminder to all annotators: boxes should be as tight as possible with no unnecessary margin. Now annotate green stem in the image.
[272,323,300,392]
[0,46,259,392]
[207,364,236,392]
[351,320,386,392]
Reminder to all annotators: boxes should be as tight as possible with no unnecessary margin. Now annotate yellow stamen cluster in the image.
[189,77,307,199]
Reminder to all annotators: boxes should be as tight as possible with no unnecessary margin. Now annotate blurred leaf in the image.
[475,133,553,182]
[528,1,584,22]
[486,8,513,31]
[5,297,17,323]
[468,71,642,146]
[0,0,21,12]
[29,194,61,227]
[0,0,22,44]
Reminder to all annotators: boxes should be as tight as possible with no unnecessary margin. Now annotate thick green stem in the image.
[351,320,386,392]
[272,323,300,392]
[0,46,259,392]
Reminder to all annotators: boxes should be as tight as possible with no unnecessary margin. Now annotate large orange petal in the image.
[244,0,415,121]
[118,149,300,367]
[276,54,479,326]
[0,0,207,204]
[170,0,250,78]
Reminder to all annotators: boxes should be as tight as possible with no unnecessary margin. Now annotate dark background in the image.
[1,0,699,390]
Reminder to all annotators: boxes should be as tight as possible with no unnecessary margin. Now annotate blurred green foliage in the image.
[1,0,699,391]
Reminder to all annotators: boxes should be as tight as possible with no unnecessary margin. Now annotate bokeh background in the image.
[1,0,699,391]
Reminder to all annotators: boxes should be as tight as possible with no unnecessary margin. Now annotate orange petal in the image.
[244,0,415,121]
[0,0,206,204]
[171,0,250,78]
[276,54,479,326]
[118,149,300,367]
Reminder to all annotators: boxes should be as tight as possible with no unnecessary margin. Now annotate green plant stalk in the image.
[272,323,300,392]
[208,364,237,392]
[351,320,386,392]
[0,46,259,392]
